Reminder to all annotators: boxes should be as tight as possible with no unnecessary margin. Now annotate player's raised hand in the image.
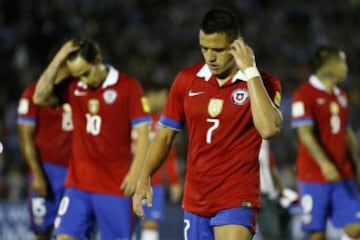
[132,178,153,219]
[229,38,256,72]
[53,39,79,64]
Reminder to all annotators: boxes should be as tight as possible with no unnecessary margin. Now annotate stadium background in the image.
[0,0,360,239]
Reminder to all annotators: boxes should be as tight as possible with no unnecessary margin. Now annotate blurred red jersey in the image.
[17,82,72,167]
[59,66,151,196]
[159,63,282,216]
[291,75,353,182]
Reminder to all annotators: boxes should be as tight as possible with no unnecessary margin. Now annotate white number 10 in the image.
[206,118,219,144]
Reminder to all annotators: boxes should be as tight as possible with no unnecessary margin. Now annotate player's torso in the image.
[296,84,351,180]
[301,84,348,153]
[68,80,132,152]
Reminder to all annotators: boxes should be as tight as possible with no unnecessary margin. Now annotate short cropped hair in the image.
[67,38,102,64]
[200,8,241,42]
[311,46,344,72]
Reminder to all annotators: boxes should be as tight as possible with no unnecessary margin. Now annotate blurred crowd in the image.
[1,0,360,201]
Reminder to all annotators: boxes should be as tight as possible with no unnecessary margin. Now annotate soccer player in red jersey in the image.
[291,46,360,240]
[33,39,151,240]
[133,8,282,240]
[17,82,73,240]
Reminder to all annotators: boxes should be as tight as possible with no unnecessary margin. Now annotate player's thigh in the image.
[184,211,214,240]
[211,207,257,240]
[143,185,164,223]
[331,180,360,227]
[92,193,133,239]
[299,182,331,231]
[53,188,95,239]
[214,225,252,240]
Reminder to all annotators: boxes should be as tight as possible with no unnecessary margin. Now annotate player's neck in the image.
[215,66,238,87]
[316,74,336,93]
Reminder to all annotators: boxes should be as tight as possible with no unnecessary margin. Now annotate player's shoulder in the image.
[259,68,280,83]
[293,81,312,94]
[21,82,37,97]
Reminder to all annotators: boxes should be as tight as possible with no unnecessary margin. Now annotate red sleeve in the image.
[162,70,187,123]
[260,69,282,108]
[17,83,38,122]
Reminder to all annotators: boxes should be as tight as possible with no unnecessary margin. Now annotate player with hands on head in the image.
[291,46,360,240]
[33,38,151,240]
[133,8,282,240]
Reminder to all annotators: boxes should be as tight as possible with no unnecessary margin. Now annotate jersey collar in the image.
[102,65,119,89]
[196,64,247,82]
[309,74,340,95]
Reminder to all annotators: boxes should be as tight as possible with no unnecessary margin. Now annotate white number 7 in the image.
[206,118,219,144]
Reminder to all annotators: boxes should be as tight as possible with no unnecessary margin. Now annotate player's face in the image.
[66,56,103,88]
[199,31,236,78]
[324,53,348,84]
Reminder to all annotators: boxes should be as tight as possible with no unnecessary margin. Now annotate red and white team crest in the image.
[231,88,249,105]
[103,90,117,104]
[208,98,224,117]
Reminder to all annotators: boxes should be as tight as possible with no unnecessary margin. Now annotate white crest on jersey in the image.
[103,89,117,104]
[18,98,29,114]
[292,101,305,117]
[231,88,249,105]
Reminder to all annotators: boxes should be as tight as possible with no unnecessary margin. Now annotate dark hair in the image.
[200,8,241,42]
[67,38,101,64]
[311,46,344,71]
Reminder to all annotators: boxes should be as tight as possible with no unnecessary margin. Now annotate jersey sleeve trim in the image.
[17,116,36,125]
[131,116,151,127]
[159,115,183,131]
[291,117,313,128]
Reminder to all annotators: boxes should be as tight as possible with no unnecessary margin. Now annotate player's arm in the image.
[229,38,282,139]
[17,123,48,197]
[133,125,177,218]
[121,123,150,196]
[33,40,78,106]
[345,127,360,185]
[297,124,340,181]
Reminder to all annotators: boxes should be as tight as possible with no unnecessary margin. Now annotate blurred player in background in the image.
[33,39,151,240]
[291,46,360,240]
[133,8,282,240]
[17,82,73,240]
[132,83,182,240]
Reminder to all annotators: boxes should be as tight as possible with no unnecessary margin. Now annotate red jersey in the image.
[291,75,352,182]
[17,82,72,167]
[59,66,151,195]
[150,113,180,186]
[159,63,281,216]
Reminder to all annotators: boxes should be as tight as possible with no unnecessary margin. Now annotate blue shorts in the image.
[184,207,257,240]
[143,185,164,222]
[299,180,360,231]
[28,163,67,233]
[53,188,134,240]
